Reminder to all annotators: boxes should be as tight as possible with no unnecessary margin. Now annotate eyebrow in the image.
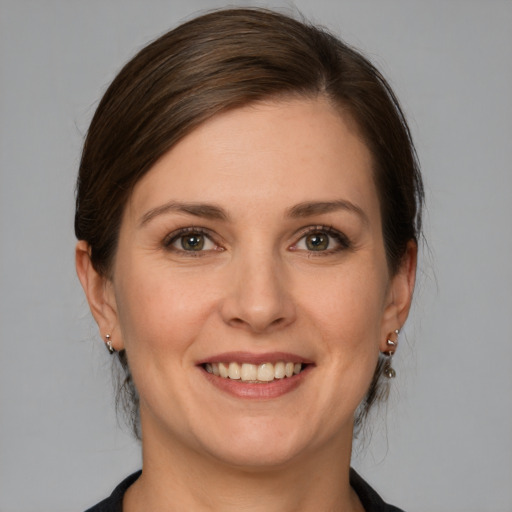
[286,200,368,224]
[139,198,368,227]
[139,201,229,227]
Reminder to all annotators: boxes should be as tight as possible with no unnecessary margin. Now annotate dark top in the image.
[85,468,404,512]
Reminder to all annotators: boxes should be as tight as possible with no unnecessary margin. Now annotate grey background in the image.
[1,1,511,511]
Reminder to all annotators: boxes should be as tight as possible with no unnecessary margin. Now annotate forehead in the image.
[127,98,378,221]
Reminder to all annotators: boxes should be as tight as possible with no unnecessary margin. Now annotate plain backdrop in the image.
[1,1,511,511]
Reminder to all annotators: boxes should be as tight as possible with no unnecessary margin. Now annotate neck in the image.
[124,420,363,512]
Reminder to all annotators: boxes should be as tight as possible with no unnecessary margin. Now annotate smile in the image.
[204,361,304,383]
[198,352,313,399]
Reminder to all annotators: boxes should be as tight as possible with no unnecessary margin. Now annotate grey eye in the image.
[304,232,330,251]
[180,234,205,251]
[169,232,216,252]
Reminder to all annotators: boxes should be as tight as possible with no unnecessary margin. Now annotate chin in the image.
[194,415,322,470]
[205,439,304,471]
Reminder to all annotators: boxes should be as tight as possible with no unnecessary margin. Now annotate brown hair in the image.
[75,8,423,438]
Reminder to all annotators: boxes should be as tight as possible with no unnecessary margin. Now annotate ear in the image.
[75,240,123,351]
[380,240,417,351]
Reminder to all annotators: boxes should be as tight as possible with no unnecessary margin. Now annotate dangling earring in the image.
[383,329,399,378]
[105,334,115,354]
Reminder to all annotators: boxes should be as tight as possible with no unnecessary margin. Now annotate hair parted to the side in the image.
[75,8,423,439]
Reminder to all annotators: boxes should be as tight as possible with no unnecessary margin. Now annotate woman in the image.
[75,8,422,512]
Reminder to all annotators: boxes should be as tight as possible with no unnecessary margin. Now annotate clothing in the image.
[84,468,404,512]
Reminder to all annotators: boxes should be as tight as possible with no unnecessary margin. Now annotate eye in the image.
[304,232,330,251]
[292,227,350,253]
[165,228,218,253]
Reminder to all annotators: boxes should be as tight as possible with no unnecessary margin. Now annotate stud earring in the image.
[383,329,399,379]
[105,334,115,354]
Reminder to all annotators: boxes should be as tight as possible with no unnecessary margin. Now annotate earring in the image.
[105,334,115,354]
[383,329,399,379]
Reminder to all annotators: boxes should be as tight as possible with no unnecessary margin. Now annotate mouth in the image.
[202,361,307,383]
[197,352,313,398]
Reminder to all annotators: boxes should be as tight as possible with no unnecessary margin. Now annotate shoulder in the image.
[84,471,142,512]
[350,469,405,512]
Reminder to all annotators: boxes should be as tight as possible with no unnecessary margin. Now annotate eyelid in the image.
[290,225,351,252]
[161,224,350,255]
[163,226,222,253]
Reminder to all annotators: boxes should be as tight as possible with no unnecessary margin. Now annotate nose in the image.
[219,249,296,334]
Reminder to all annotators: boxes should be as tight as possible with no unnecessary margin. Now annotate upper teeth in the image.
[205,362,303,382]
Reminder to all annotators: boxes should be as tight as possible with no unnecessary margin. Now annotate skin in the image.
[76,97,416,512]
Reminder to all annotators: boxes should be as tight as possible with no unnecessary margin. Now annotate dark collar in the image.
[86,468,404,512]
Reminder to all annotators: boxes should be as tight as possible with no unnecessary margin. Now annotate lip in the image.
[196,351,314,366]
[196,352,314,400]
[200,365,312,399]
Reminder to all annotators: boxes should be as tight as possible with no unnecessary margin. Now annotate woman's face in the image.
[85,98,414,469]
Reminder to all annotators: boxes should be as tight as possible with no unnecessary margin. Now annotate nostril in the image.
[229,317,247,328]
[219,278,296,333]
[270,317,286,327]
[228,315,288,334]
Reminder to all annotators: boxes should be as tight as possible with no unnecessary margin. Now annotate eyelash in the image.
[163,227,219,257]
[162,225,351,256]
[291,225,351,255]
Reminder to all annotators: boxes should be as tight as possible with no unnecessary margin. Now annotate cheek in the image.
[299,265,387,334]
[114,259,217,355]
[112,267,218,421]
[295,263,387,379]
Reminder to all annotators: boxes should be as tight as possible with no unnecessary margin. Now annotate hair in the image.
[75,8,423,439]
